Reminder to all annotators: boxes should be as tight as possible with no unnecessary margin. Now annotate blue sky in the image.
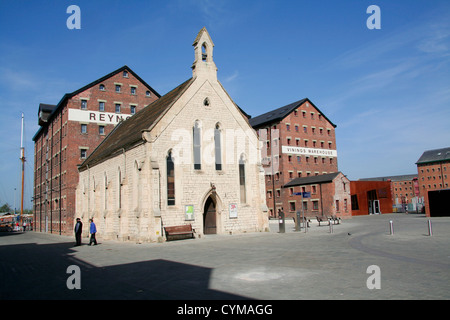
[1,0,449,210]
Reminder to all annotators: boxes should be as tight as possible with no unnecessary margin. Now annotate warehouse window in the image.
[312,201,319,210]
[289,202,295,212]
[80,149,87,159]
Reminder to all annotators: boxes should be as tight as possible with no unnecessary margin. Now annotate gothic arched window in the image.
[167,151,175,206]
[239,154,246,203]
[215,124,222,171]
[193,121,202,170]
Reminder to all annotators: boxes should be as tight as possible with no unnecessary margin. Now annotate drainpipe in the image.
[320,183,324,218]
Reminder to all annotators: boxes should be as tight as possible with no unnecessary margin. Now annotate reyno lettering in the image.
[88,112,130,123]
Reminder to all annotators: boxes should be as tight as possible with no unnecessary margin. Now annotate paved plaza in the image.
[1,213,449,300]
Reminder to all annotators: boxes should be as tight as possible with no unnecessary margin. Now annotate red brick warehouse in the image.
[33,66,160,235]
[416,147,450,217]
[250,98,339,219]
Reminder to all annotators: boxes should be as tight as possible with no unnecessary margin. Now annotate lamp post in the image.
[14,188,17,215]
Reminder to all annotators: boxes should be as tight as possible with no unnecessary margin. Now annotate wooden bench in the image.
[164,224,195,241]
[316,216,330,226]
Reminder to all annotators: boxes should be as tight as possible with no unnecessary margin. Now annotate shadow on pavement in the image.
[0,234,249,300]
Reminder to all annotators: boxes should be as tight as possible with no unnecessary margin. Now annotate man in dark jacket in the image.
[74,218,83,246]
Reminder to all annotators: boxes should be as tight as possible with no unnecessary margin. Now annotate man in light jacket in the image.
[89,218,97,246]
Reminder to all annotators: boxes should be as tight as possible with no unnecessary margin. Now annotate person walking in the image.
[89,218,97,246]
[74,218,83,246]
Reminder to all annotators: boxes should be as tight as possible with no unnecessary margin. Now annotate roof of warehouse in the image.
[283,172,343,188]
[249,98,336,129]
[33,65,161,141]
[416,147,450,164]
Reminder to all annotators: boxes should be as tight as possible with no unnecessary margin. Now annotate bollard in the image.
[295,211,301,232]
[278,211,285,233]
[389,220,394,235]
[329,221,333,234]
[427,220,433,236]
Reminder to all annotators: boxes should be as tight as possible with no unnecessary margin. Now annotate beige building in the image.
[76,28,269,242]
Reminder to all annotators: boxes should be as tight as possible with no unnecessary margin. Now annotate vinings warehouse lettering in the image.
[281,145,337,157]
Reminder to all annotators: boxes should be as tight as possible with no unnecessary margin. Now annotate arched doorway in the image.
[203,196,217,234]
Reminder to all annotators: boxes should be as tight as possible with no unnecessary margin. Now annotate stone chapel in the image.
[76,28,269,242]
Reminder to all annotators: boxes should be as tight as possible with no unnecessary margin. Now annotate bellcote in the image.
[192,27,217,80]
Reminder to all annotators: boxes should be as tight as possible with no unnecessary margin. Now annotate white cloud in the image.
[224,70,239,83]
[0,68,40,92]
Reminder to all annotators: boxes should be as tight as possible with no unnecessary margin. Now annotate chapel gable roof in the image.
[78,78,194,171]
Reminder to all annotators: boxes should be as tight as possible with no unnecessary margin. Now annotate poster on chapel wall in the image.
[229,203,238,219]
[185,205,194,221]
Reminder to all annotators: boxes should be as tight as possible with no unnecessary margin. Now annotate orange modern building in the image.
[350,181,393,216]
